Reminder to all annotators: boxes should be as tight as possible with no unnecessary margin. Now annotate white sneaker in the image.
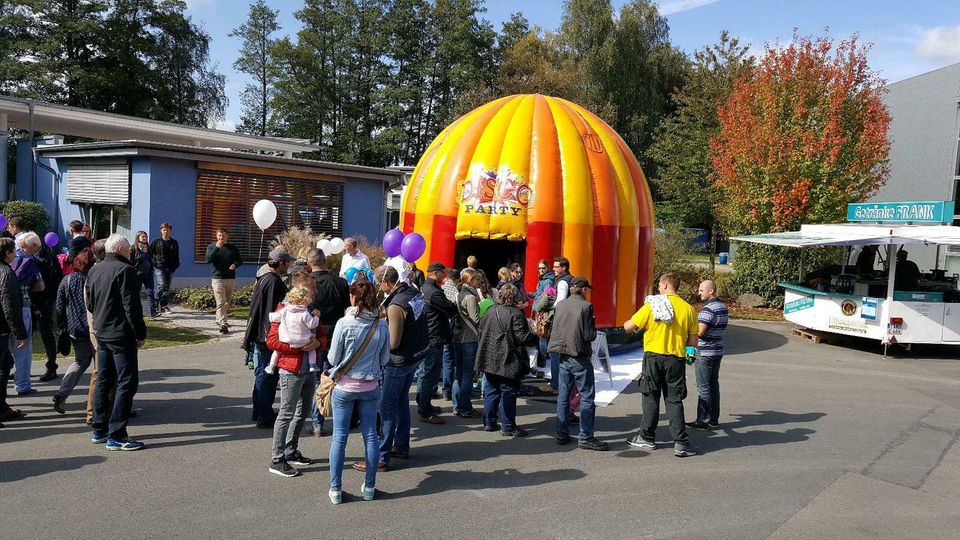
[626,434,656,450]
[361,483,375,501]
[265,365,276,375]
[329,489,341,505]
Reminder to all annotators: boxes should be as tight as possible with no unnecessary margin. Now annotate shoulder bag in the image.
[316,320,379,417]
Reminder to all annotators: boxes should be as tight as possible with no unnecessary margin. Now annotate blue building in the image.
[2,97,402,286]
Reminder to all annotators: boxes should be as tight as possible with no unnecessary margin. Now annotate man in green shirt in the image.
[205,228,243,334]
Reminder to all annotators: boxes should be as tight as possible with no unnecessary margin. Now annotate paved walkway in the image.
[151,304,246,342]
[3,321,960,539]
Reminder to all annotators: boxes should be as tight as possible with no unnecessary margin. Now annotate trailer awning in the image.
[731,224,960,248]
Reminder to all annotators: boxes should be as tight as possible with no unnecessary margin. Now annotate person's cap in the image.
[571,277,592,289]
[427,261,447,273]
[268,247,295,263]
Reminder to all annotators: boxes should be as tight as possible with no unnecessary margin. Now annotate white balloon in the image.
[329,237,345,255]
[252,199,277,231]
[317,239,333,254]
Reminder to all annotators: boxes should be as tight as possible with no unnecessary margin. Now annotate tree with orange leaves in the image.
[710,34,890,235]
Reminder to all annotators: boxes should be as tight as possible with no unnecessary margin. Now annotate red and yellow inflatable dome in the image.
[400,94,655,327]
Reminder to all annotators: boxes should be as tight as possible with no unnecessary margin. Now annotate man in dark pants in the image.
[0,237,28,427]
[243,247,292,429]
[417,262,458,425]
[623,272,699,457]
[548,277,607,451]
[306,247,349,436]
[35,242,63,381]
[149,222,180,314]
[86,234,147,450]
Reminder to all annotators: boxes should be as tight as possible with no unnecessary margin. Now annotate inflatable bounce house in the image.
[399,94,655,332]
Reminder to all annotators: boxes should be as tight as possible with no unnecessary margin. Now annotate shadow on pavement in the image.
[0,456,106,482]
[725,324,790,355]
[384,467,587,498]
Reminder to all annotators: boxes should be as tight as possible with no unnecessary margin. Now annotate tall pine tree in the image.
[231,0,281,136]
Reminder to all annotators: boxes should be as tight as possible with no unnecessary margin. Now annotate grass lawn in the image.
[228,307,249,320]
[31,319,209,362]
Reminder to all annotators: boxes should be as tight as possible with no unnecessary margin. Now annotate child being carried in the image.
[265,286,321,374]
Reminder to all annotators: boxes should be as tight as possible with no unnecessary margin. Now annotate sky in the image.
[183,0,960,131]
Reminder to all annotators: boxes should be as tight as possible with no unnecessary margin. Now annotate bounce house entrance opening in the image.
[454,238,526,280]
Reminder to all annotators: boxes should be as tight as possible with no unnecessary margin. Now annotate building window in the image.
[194,170,344,263]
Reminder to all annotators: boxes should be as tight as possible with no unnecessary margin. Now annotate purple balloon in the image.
[44,232,59,248]
[0,215,6,230]
[383,229,405,258]
[400,232,426,263]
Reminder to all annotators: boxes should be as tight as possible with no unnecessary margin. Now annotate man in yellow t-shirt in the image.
[623,272,698,457]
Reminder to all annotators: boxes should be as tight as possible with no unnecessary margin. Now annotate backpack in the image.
[535,309,553,339]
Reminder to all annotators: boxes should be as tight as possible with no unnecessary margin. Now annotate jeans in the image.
[483,373,521,430]
[695,355,722,424]
[271,370,316,461]
[212,278,235,327]
[556,355,596,441]
[441,344,455,398]
[139,272,156,317]
[11,307,32,392]
[640,352,689,445]
[92,339,139,441]
[56,335,94,399]
[0,334,12,412]
[416,345,443,418]
[453,342,477,414]
[330,387,381,490]
[33,302,57,370]
[379,363,417,465]
[153,267,172,310]
[548,351,560,390]
[251,341,279,422]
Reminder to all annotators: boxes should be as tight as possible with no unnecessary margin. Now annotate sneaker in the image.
[578,438,609,451]
[286,450,312,466]
[16,388,36,396]
[454,409,481,418]
[685,421,711,430]
[219,325,229,334]
[313,427,327,438]
[52,394,66,415]
[268,459,300,477]
[361,483,376,501]
[419,415,445,425]
[483,424,500,432]
[389,450,409,459]
[556,435,571,445]
[91,433,108,444]
[264,365,276,375]
[708,421,720,427]
[105,438,145,451]
[328,489,342,505]
[674,445,697,458]
[38,370,58,382]
[500,427,528,437]
[626,434,656,450]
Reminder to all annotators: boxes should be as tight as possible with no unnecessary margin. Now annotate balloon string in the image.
[258,230,265,263]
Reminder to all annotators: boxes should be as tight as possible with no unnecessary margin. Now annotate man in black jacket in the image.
[306,247,348,436]
[244,247,293,428]
[416,261,458,424]
[548,277,607,451]
[86,234,147,451]
[0,237,28,426]
[35,242,63,381]
[149,222,180,315]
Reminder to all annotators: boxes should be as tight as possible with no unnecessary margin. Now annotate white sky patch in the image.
[211,117,237,132]
[657,0,722,16]
[915,26,960,63]
[185,0,216,11]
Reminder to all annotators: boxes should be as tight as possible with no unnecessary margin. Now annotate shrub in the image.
[731,243,841,308]
[0,200,51,233]
[171,284,255,310]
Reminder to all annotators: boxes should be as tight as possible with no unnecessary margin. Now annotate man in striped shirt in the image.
[687,280,728,430]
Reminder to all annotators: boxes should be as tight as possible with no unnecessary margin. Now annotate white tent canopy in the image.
[731,223,960,249]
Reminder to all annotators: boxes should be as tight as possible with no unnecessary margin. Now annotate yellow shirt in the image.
[630,294,698,358]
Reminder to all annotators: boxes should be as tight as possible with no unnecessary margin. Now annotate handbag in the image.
[316,320,379,418]
[57,329,72,357]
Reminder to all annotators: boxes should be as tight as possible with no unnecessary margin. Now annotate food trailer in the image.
[732,201,960,354]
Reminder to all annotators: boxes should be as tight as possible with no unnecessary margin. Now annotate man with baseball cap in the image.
[548,276,607,451]
[416,261,459,424]
[244,246,294,428]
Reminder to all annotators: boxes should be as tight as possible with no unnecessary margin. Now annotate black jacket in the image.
[149,237,180,272]
[243,270,287,350]
[475,304,534,380]
[421,278,458,346]
[309,269,350,328]
[131,246,152,277]
[32,244,62,308]
[386,282,430,367]
[547,294,597,358]
[0,261,27,341]
[85,253,147,343]
[67,235,93,263]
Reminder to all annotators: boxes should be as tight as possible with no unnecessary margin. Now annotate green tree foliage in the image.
[0,0,225,127]
[230,0,281,136]
[648,32,754,228]
[0,200,51,233]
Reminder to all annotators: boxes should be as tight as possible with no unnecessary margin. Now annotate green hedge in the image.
[0,200,51,233]
[171,284,255,310]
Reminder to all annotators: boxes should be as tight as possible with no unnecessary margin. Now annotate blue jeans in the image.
[483,373,521,430]
[153,267,172,310]
[556,355,596,441]
[453,342,477,413]
[11,307,32,392]
[92,339,139,441]
[441,344,455,398]
[379,363,417,465]
[330,387,381,490]
[416,345,443,418]
[251,341,279,422]
[695,355,722,424]
[139,272,156,316]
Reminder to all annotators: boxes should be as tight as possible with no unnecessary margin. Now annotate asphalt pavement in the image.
[2,321,960,539]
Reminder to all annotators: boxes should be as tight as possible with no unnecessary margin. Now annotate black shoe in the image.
[52,394,66,415]
[219,325,229,334]
[685,421,711,430]
[500,427,528,437]
[431,405,442,414]
[268,459,300,478]
[39,370,58,382]
[556,435,571,445]
[286,450,312,466]
[708,421,720,427]
[389,450,410,459]
[578,438,609,451]
[256,420,273,429]
[17,388,36,396]
[483,424,500,432]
